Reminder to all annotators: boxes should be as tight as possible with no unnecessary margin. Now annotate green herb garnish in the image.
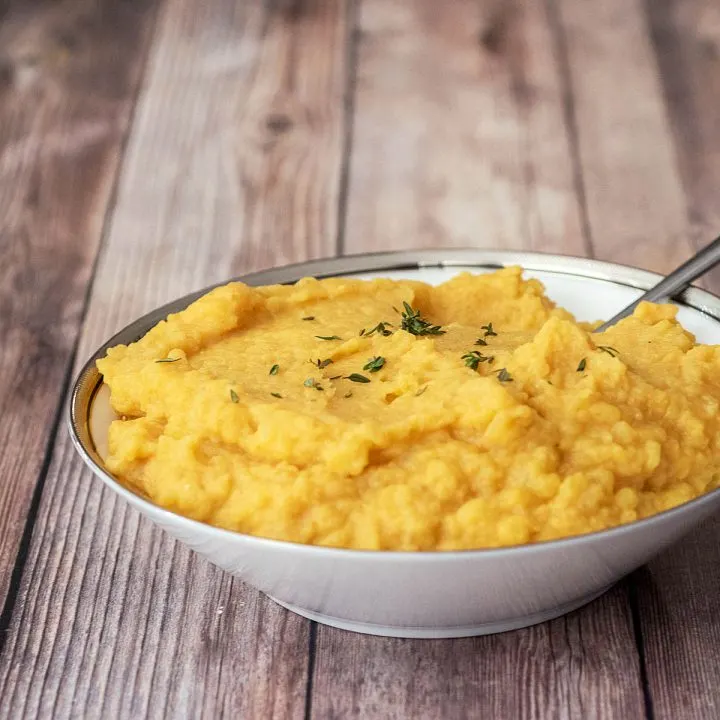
[416,386,428,396]
[462,351,494,370]
[474,337,488,346]
[364,321,393,337]
[302,316,316,321]
[363,356,386,373]
[346,373,371,383]
[155,357,181,364]
[269,364,280,375]
[271,392,283,399]
[399,302,445,336]
[344,391,353,398]
[496,368,513,382]
[577,358,587,372]
[304,377,324,391]
[597,346,619,357]
[329,375,342,380]
[230,389,239,403]
[316,335,342,341]
[481,323,497,337]
[312,358,333,369]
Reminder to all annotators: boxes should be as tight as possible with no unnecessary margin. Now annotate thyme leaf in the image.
[316,335,342,341]
[363,356,386,373]
[364,321,394,337]
[462,351,494,370]
[346,373,371,383]
[269,364,280,375]
[399,302,445,336]
[481,322,497,337]
[577,358,587,372]
[230,389,239,403]
[597,345,619,357]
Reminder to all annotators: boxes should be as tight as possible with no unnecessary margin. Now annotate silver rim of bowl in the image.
[68,248,720,560]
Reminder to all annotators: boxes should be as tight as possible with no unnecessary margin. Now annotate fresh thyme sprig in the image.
[360,322,394,337]
[462,351,494,370]
[399,302,445,336]
[481,322,497,337]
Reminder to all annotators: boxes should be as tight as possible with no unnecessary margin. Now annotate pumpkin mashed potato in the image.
[97,268,720,551]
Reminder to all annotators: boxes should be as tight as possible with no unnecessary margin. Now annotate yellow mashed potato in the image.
[97,268,720,551]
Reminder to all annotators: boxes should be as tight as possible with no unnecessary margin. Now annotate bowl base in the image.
[268,585,613,638]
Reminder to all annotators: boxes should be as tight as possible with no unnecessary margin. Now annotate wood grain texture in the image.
[311,1,646,717]
[634,1,720,717]
[646,0,720,285]
[311,585,645,720]
[312,586,644,720]
[0,0,158,614]
[2,0,718,717]
[0,0,348,717]
[342,0,587,254]
[554,0,693,271]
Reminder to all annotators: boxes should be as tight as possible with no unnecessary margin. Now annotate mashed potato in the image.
[97,268,720,550]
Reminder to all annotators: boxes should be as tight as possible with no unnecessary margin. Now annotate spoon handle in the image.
[595,234,720,332]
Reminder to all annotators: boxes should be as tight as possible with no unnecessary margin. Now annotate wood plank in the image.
[0,0,159,616]
[311,585,644,720]
[312,1,646,717]
[0,0,348,717]
[343,0,588,254]
[633,1,720,716]
[646,0,720,285]
[555,0,693,272]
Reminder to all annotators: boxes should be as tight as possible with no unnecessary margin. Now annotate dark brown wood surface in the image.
[0,0,159,618]
[1,0,719,718]
[635,1,720,718]
[0,0,347,717]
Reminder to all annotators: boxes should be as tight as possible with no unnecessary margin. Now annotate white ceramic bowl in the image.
[69,250,720,638]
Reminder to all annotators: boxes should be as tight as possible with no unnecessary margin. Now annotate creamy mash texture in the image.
[96,268,720,550]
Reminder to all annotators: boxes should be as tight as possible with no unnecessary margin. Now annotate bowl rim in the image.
[69,248,720,560]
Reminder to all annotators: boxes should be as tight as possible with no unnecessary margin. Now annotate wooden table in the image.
[1,0,719,717]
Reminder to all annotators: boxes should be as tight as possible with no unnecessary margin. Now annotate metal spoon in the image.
[595,234,720,332]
